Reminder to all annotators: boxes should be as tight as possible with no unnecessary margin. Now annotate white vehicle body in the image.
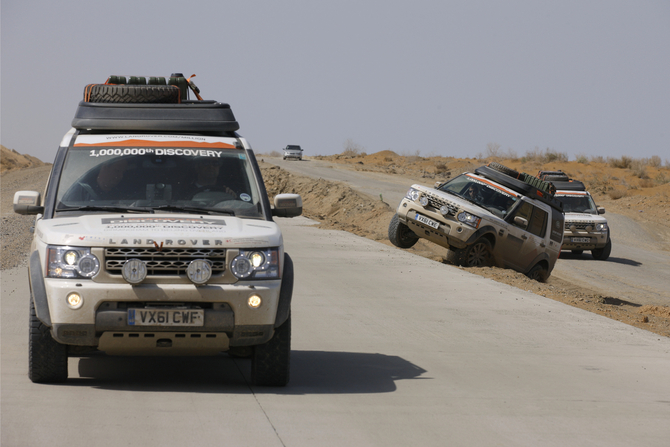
[14,82,303,385]
[283,145,303,160]
[555,190,610,257]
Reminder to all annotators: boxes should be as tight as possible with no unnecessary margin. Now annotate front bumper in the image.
[44,278,281,351]
[561,230,608,250]
[396,199,476,250]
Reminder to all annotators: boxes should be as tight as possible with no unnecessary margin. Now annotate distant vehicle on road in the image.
[283,145,303,160]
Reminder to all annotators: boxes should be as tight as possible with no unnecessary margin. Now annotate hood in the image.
[35,214,282,248]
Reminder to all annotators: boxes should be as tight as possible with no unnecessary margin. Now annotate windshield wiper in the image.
[57,205,151,213]
[150,205,236,216]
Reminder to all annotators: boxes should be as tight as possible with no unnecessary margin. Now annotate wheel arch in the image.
[29,250,52,327]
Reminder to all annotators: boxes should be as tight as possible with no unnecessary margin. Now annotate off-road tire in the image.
[251,314,291,386]
[453,238,492,267]
[388,214,419,249]
[591,238,612,261]
[526,263,549,282]
[85,84,180,104]
[29,298,68,383]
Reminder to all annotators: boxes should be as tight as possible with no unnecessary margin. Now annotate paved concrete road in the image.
[2,217,670,447]
[264,157,670,307]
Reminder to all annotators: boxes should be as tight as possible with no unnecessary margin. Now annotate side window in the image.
[510,201,533,229]
[528,206,548,238]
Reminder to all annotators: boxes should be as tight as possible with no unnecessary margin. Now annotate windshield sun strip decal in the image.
[74,139,235,149]
[465,173,520,198]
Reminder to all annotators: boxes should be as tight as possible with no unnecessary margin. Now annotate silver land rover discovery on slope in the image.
[13,74,303,386]
[538,171,611,260]
[389,163,565,281]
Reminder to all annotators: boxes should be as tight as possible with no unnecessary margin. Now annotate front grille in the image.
[105,247,226,276]
[424,192,458,215]
[565,221,595,231]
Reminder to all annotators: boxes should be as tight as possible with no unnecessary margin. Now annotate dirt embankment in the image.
[260,155,670,338]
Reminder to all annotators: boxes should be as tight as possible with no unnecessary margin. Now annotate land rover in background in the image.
[13,74,302,386]
[283,145,303,160]
[538,171,611,260]
[389,163,565,281]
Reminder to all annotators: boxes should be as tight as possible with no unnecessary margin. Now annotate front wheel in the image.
[526,263,549,282]
[453,238,492,267]
[388,214,419,249]
[251,314,291,386]
[591,239,612,260]
[29,298,68,383]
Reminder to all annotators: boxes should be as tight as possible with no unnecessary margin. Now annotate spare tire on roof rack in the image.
[484,162,556,195]
[83,84,181,104]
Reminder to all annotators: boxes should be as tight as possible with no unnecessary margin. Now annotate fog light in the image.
[122,258,147,285]
[248,295,262,308]
[66,292,83,309]
[187,259,212,285]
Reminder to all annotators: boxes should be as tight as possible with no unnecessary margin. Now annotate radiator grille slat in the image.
[105,248,226,276]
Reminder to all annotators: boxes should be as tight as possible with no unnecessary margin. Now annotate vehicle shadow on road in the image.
[560,252,642,267]
[70,350,427,394]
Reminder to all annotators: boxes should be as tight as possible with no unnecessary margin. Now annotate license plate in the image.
[128,308,204,326]
[571,237,591,243]
[415,213,440,229]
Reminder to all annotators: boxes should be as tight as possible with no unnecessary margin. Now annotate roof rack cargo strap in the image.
[186,74,203,101]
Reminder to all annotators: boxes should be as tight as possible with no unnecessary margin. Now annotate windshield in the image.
[438,174,519,218]
[557,194,598,214]
[55,136,264,218]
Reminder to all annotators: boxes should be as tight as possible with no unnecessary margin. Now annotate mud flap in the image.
[29,251,52,327]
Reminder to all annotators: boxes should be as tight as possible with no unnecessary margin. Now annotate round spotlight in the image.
[187,259,212,285]
[440,205,450,216]
[585,225,593,232]
[570,224,577,232]
[248,294,262,308]
[419,196,429,207]
[66,292,83,309]
[122,258,147,285]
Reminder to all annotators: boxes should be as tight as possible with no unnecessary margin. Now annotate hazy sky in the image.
[2,0,669,163]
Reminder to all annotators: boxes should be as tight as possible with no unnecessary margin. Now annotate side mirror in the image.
[272,193,303,218]
[13,191,44,215]
[514,216,528,229]
[434,181,443,189]
[597,207,606,215]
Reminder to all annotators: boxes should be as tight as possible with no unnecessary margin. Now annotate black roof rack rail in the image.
[71,101,240,133]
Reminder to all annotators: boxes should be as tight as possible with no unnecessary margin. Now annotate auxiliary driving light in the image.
[248,294,262,308]
[122,258,147,285]
[419,196,429,207]
[187,259,212,285]
[66,292,83,309]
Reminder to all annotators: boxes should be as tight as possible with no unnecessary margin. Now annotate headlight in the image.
[47,246,100,279]
[595,223,608,232]
[230,248,279,280]
[457,211,481,228]
[405,188,420,201]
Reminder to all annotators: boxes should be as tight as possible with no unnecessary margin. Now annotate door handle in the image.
[521,235,528,240]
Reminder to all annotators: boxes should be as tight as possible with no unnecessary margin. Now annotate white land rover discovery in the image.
[13,74,303,386]
[389,163,565,281]
[538,171,611,260]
